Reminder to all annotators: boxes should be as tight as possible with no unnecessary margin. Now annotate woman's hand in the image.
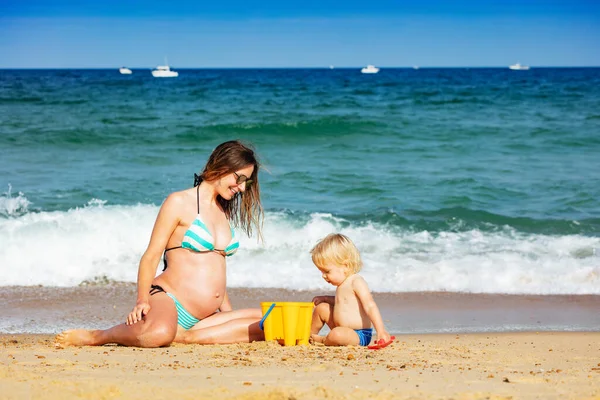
[126,301,151,325]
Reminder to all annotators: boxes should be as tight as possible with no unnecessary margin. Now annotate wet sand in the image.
[2,285,600,334]
[2,332,599,399]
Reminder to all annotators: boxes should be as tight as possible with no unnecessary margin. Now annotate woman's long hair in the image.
[194,140,263,240]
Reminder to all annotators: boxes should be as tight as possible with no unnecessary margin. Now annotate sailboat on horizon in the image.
[361,65,379,74]
[151,58,179,78]
[509,62,530,71]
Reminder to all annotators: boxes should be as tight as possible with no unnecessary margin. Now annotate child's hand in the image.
[312,296,332,306]
[377,330,392,343]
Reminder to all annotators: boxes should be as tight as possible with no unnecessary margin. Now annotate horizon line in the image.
[2,66,599,70]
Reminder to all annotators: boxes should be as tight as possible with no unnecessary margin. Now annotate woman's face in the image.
[217,164,255,200]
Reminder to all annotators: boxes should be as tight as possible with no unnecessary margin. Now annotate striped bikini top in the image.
[163,186,239,270]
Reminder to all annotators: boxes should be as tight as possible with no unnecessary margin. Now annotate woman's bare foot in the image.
[309,334,326,345]
[54,329,100,348]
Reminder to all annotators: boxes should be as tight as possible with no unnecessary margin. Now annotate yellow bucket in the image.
[260,301,314,346]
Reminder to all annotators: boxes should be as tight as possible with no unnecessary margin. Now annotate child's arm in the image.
[312,295,335,306]
[352,276,391,343]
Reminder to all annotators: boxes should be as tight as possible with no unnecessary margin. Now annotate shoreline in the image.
[2,332,599,399]
[2,285,600,334]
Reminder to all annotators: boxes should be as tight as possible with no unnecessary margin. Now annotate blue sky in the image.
[1,1,599,68]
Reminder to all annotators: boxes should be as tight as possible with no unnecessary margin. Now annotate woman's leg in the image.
[55,293,178,348]
[176,309,264,344]
[190,308,262,330]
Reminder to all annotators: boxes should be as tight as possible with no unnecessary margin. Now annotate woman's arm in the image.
[352,276,391,342]
[219,291,233,312]
[127,193,181,325]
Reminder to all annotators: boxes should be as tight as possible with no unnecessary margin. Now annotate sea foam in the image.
[0,185,31,218]
[0,200,598,294]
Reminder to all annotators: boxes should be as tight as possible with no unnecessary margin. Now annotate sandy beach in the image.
[2,286,600,398]
[2,332,599,399]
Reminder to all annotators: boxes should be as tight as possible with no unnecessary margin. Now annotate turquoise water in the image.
[1,68,599,293]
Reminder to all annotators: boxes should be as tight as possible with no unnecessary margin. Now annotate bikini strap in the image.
[162,251,168,271]
[196,184,200,214]
[149,284,166,296]
[163,247,182,271]
[163,187,202,271]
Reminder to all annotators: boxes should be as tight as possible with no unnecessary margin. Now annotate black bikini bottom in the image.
[149,284,166,296]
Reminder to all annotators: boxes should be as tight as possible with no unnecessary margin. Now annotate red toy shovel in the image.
[368,336,395,350]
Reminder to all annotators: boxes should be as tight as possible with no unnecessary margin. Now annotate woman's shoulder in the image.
[162,188,195,209]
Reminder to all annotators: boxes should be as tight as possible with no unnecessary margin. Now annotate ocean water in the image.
[1,68,599,295]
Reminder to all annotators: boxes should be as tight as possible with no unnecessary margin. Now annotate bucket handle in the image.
[259,303,276,331]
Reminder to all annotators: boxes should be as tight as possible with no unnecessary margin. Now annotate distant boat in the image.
[413,66,420,70]
[329,65,334,69]
[361,65,379,74]
[151,64,178,78]
[509,63,530,71]
[119,67,132,75]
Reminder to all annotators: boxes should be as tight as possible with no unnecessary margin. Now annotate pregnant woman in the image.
[56,140,265,347]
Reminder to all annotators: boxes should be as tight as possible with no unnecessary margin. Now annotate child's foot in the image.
[54,329,98,348]
[309,334,326,345]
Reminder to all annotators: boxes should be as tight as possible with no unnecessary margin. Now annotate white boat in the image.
[119,67,132,75]
[151,65,178,78]
[329,65,334,69]
[509,63,530,71]
[361,65,379,74]
[413,65,420,70]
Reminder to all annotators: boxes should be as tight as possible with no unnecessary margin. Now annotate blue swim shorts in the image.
[354,328,373,346]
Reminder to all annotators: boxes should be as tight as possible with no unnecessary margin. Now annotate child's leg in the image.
[310,302,336,344]
[311,302,335,335]
[324,327,361,346]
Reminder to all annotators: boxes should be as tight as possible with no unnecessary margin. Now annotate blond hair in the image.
[310,233,363,273]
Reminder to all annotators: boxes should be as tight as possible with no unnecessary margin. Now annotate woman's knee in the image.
[137,322,177,348]
[248,308,263,319]
[224,308,262,320]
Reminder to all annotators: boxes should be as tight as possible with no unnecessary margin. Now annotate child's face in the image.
[317,263,350,286]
